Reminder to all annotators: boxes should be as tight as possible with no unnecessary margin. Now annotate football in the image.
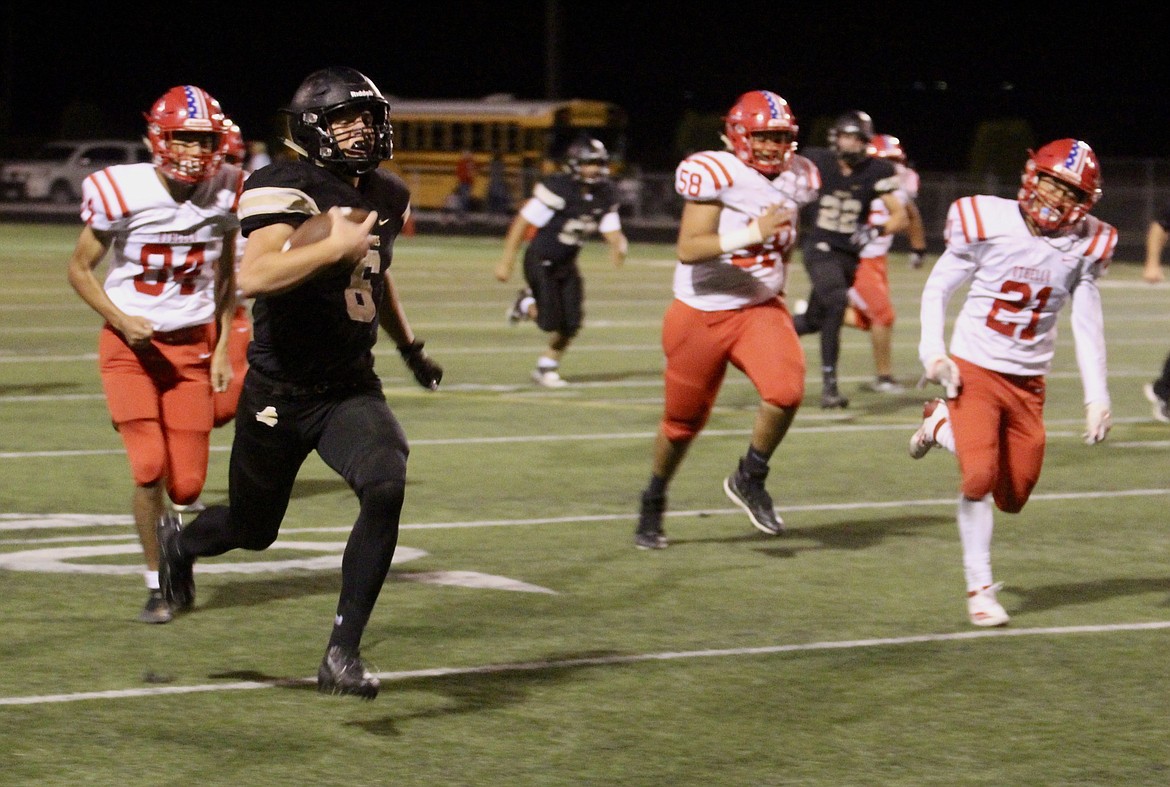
[285,207,372,256]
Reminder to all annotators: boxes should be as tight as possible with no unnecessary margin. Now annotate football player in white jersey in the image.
[909,139,1116,627]
[66,85,243,623]
[634,90,820,549]
[846,133,930,393]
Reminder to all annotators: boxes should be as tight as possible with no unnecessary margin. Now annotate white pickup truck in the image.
[0,139,151,204]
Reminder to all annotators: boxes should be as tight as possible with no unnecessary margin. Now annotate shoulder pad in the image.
[675,151,740,200]
[1073,215,1119,264]
[532,179,568,211]
[779,155,821,205]
[944,195,1020,246]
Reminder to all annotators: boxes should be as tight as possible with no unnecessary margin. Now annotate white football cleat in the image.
[909,398,948,459]
[967,582,1009,627]
[531,369,568,388]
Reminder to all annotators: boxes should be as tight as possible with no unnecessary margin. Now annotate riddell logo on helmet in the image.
[349,90,375,98]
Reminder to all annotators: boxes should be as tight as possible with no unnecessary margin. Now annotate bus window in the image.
[381,97,626,209]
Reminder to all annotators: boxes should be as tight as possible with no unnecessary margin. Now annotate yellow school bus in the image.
[382,94,627,210]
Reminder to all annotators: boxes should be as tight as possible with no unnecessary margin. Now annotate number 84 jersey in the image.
[672,150,819,311]
[920,194,1118,377]
[81,162,242,332]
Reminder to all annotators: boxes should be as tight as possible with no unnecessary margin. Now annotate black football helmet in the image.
[283,66,393,176]
[828,110,875,166]
[564,137,610,183]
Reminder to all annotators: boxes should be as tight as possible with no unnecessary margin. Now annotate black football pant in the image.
[793,246,859,374]
[179,373,408,652]
[1155,351,1170,401]
[523,249,583,339]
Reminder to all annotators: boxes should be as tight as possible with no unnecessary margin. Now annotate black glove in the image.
[398,340,442,390]
[909,248,928,269]
[849,224,881,252]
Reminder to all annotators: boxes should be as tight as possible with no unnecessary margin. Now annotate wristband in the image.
[718,221,764,254]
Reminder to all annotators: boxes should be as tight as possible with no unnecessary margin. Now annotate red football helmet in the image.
[144,85,231,184]
[224,122,245,165]
[723,90,798,176]
[1017,139,1102,232]
[868,133,906,163]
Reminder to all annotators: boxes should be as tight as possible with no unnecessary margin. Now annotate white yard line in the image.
[3,620,1168,707]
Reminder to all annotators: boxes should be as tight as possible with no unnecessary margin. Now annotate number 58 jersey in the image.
[920,194,1118,376]
[671,150,819,311]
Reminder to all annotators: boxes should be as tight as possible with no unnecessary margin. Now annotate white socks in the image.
[957,494,994,592]
[934,415,956,453]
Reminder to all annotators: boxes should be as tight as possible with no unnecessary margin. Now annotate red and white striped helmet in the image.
[723,90,799,176]
[868,133,906,163]
[224,122,245,165]
[1018,139,1102,231]
[144,85,231,183]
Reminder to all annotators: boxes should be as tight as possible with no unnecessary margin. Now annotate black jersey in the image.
[525,173,619,264]
[239,160,411,384]
[800,147,900,254]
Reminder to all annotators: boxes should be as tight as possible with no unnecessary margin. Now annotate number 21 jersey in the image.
[920,194,1117,376]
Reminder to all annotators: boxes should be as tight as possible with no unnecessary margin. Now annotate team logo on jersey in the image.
[255,405,279,427]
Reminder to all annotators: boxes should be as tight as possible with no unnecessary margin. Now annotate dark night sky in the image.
[3,4,1164,172]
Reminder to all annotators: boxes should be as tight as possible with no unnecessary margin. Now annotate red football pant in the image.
[99,324,214,506]
[847,254,895,330]
[949,356,1046,513]
[660,298,804,441]
[213,304,251,427]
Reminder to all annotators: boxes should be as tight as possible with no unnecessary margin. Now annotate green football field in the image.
[1,221,1168,785]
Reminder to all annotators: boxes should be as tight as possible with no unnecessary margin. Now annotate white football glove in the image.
[1084,402,1112,445]
[925,355,961,398]
[849,224,881,251]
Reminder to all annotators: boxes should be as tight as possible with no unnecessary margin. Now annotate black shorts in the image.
[522,248,583,336]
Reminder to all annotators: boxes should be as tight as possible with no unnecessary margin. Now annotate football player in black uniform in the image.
[494,137,628,387]
[795,111,907,408]
[156,66,442,700]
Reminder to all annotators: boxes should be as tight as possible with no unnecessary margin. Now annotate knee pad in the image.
[961,470,997,503]
[359,478,407,520]
[117,420,167,486]
[167,474,206,508]
[662,415,705,443]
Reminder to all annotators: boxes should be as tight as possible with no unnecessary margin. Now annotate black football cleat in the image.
[138,589,172,624]
[318,646,380,700]
[723,468,785,536]
[157,511,195,612]
[634,490,668,550]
